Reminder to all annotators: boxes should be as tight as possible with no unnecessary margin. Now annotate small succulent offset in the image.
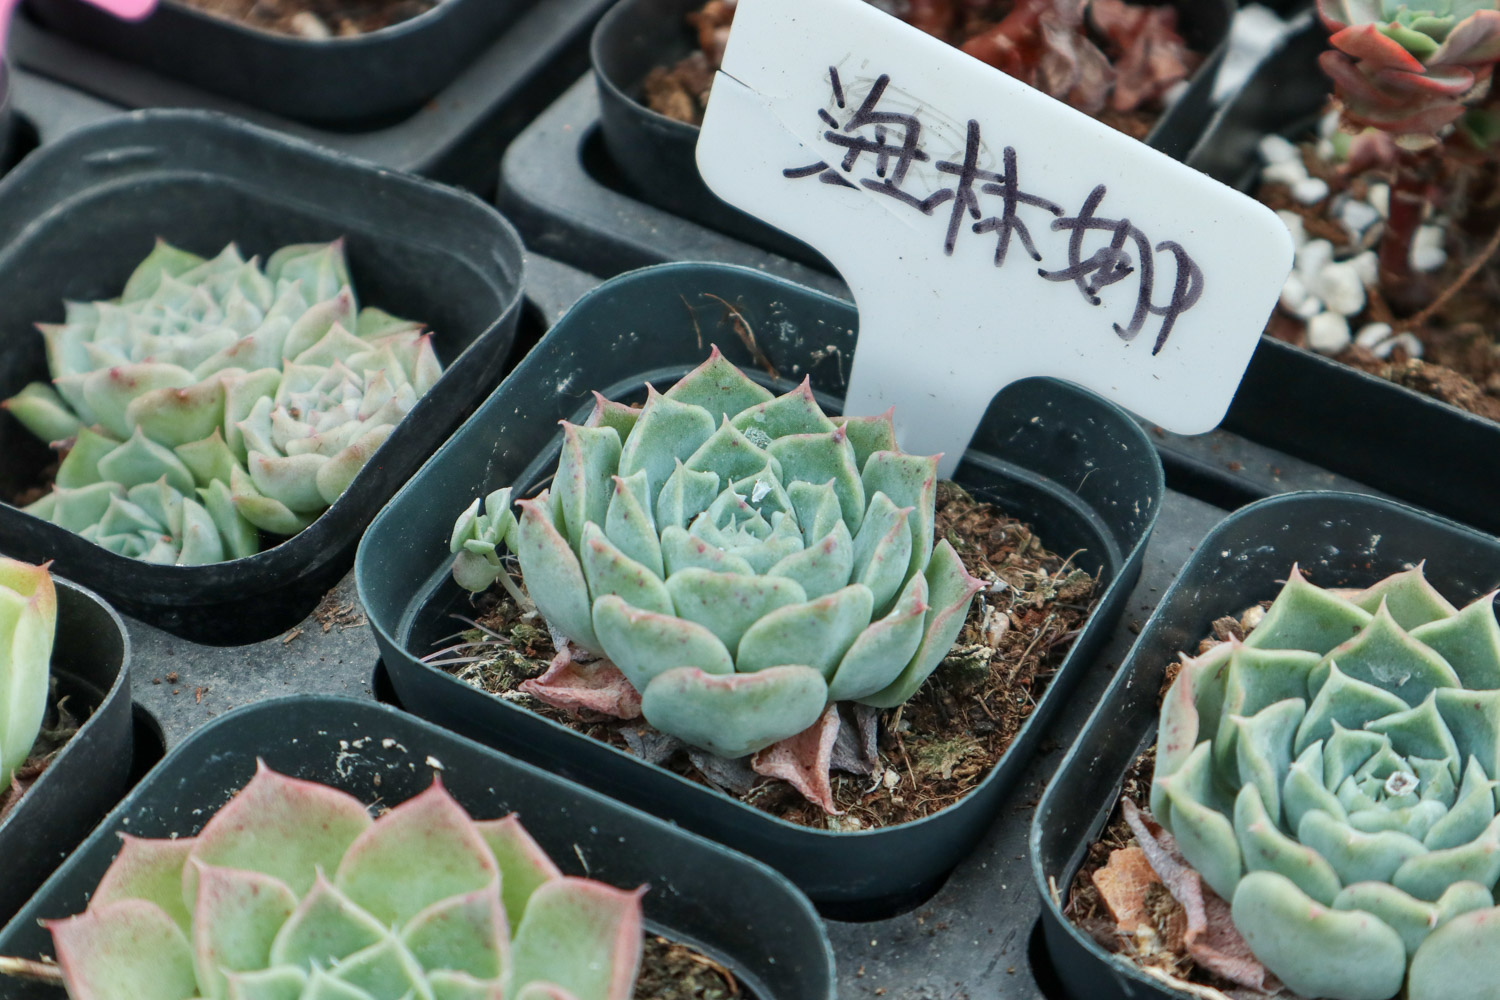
[450,349,984,759]
[0,558,55,796]
[2,239,441,565]
[1152,565,1500,1000]
[46,762,643,1000]
[1318,0,1500,144]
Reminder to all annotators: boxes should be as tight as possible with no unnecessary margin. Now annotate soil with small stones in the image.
[1064,602,1276,995]
[1258,125,1500,422]
[435,481,1099,830]
[642,0,1162,139]
[635,936,741,1000]
[176,0,434,37]
[0,686,82,824]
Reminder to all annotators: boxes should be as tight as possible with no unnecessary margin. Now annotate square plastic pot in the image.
[0,694,836,1000]
[0,110,525,644]
[1029,490,1500,1000]
[0,572,132,930]
[357,261,1164,916]
[1183,16,1500,536]
[23,0,530,126]
[590,0,1234,264]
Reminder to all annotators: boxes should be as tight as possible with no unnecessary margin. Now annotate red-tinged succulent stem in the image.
[1378,165,1428,307]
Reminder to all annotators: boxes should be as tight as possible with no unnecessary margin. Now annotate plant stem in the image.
[1379,167,1425,297]
[0,956,63,984]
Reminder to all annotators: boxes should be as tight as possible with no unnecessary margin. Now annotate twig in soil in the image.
[1402,217,1500,331]
[682,294,704,350]
[0,956,63,984]
[701,293,780,379]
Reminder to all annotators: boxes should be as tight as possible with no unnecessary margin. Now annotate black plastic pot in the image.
[590,0,1234,264]
[0,694,836,1000]
[1181,18,1500,536]
[23,0,529,127]
[0,62,12,171]
[357,261,1164,916]
[1030,491,1500,1000]
[0,110,525,645]
[0,572,132,930]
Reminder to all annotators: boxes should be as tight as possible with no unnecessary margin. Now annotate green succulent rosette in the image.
[45,763,643,1000]
[450,348,984,759]
[1152,564,1500,1000]
[3,239,441,566]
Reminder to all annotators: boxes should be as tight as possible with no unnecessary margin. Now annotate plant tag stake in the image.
[696,0,1294,477]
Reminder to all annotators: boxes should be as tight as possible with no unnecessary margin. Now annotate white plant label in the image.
[696,0,1294,477]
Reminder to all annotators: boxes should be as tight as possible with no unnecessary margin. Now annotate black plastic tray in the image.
[0,110,525,644]
[1030,490,1500,1000]
[357,260,1164,916]
[590,0,1234,264]
[1179,17,1500,536]
[7,0,613,193]
[0,694,837,1000]
[26,0,528,126]
[0,574,133,928]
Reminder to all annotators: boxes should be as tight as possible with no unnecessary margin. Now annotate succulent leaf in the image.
[0,559,56,793]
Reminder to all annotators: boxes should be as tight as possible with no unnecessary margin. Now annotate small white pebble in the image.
[1317,139,1337,163]
[289,10,332,38]
[1292,295,1325,320]
[1367,183,1390,218]
[1391,332,1425,358]
[1259,134,1300,164]
[883,769,901,789]
[426,755,444,770]
[1292,177,1331,205]
[1307,312,1352,354]
[1351,250,1379,286]
[1262,159,1310,187]
[1280,272,1311,312]
[1315,261,1367,317]
[1162,80,1190,107]
[1410,224,1447,273]
[1319,110,1341,139]
[1355,322,1394,349]
[1276,210,1308,248]
[1296,238,1335,280]
[1339,199,1381,238]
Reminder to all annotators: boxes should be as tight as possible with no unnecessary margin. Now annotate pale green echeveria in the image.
[1152,564,1500,1000]
[451,348,984,758]
[0,558,55,793]
[47,762,643,1000]
[450,489,520,594]
[1,240,441,565]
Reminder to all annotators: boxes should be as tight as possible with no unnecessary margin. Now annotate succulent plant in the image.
[1318,0,1500,143]
[449,348,984,759]
[1,239,441,565]
[46,762,643,1000]
[1152,564,1500,1000]
[0,559,55,795]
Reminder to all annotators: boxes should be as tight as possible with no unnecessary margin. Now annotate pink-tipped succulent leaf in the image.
[44,763,643,1000]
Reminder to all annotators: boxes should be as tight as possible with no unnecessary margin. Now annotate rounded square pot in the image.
[0,110,525,644]
[1183,16,1500,536]
[590,0,1234,262]
[1029,490,1500,1000]
[0,694,836,1000]
[0,572,132,929]
[23,0,531,126]
[357,261,1164,915]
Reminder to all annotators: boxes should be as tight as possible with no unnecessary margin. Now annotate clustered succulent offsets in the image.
[1152,565,1500,1000]
[450,348,984,760]
[2,239,441,566]
[48,762,643,1000]
[0,558,55,796]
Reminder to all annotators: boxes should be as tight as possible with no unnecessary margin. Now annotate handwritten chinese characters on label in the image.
[785,68,1204,356]
[695,0,1292,474]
